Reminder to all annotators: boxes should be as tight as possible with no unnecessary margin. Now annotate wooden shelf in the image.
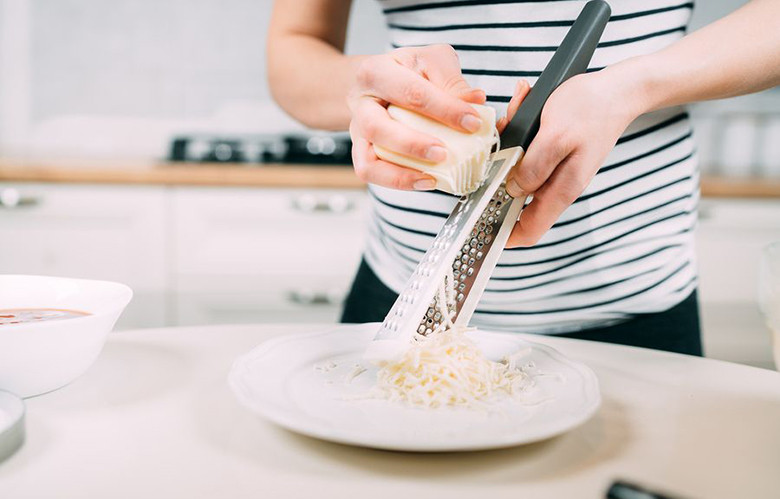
[2,158,780,197]
[700,176,780,199]
[0,159,364,189]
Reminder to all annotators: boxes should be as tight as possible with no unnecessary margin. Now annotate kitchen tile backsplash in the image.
[0,0,388,158]
[0,0,777,176]
[26,0,385,121]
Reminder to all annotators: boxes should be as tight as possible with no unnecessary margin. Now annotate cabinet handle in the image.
[0,188,39,209]
[287,289,343,306]
[698,205,713,221]
[291,194,354,213]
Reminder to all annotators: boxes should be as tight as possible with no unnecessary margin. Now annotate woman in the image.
[267,0,780,355]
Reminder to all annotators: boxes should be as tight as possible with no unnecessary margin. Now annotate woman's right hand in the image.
[348,44,487,191]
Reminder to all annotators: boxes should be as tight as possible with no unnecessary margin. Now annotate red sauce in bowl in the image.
[0,308,90,326]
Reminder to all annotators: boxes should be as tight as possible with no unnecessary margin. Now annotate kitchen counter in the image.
[2,158,780,197]
[0,159,364,189]
[1,323,779,499]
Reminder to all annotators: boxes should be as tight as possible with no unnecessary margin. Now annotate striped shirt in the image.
[365,0,699,334]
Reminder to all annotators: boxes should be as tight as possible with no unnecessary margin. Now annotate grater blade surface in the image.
[367,146,526,360]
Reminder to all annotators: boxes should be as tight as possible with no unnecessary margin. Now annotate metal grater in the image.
[417,175,527,335]
[365,0,611,361]
[365,148,526,361]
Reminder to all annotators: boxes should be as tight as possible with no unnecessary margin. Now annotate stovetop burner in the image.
[168,133,352,166]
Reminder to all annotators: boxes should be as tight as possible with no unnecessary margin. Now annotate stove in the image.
[168,133,352,166]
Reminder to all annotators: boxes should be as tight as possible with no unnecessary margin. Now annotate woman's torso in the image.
[367,0,699,333]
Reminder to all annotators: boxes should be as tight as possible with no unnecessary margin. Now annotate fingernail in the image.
[413,179,437,191]
[505,177,524,198]
[425,145,447,162]
[464,88,486,103]
[461,114,482,133]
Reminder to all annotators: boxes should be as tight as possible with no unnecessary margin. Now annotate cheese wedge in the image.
[374,104,499,196]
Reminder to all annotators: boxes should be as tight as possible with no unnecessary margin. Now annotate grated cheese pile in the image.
[369,271,533,409]
[370,326,532,408]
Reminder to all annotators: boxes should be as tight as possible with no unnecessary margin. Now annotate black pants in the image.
[341,259,703,356]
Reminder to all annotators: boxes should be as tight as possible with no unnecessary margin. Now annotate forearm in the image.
[268,34,364,130]
[267,0,360,131]
[608,0,780,116]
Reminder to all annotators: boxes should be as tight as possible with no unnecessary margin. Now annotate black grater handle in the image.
[501,0,611,150]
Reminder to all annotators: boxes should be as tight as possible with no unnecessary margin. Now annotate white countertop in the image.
[1,324,779,499]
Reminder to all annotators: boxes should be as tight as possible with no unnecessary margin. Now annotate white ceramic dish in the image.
[0,390,24,462]
[229,323,601,452]
[0,275,132,398]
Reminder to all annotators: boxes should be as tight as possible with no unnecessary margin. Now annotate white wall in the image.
[0,0,387,157]
[0,0,32,152]
[0,0,776,161]
[689,0,747,29]
[26,0,385,123]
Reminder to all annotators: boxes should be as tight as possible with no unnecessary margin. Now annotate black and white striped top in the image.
[366,0,699,333]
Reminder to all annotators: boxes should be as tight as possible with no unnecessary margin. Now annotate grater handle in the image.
[501,0,611,151]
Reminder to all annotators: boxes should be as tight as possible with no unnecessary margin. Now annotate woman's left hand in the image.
[500,67,644,248]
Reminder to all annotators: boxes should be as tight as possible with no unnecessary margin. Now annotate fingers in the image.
[505,80,532,125]
[414,45,487,105]
[356,53,482,132]
[497,79,531,133]
[350,45,491,191]
[506,151,596,247]
[353,97,447,162]
[505,119,573,199]
[350,129,437,191]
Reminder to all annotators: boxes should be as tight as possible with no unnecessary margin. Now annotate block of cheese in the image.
[373,104,499,196]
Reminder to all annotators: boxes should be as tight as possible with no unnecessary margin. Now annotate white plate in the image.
[229,324,600,452]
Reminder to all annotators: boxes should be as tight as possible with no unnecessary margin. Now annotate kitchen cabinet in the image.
[170,187,366,325]
[0,182,366,328]
[696,199,780,368]
[1,180,778,368]
[0,183,167,330]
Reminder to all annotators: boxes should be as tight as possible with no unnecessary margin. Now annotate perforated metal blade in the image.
[365,146,526,360]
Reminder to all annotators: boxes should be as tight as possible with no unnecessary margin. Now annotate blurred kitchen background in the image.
[1,0,778,368]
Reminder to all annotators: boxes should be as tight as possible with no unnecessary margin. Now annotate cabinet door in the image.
[0,183,168,329]
[171,186,366,324]
[696,199,780,367]
[696,199,780,302]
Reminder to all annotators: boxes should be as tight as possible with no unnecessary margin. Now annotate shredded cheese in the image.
[369,269,534,409]
[346,364,367,384]
[370,326,533,408]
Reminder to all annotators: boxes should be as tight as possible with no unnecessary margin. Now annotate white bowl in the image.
[0,275,132,398]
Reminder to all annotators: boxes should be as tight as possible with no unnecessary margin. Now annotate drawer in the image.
[173,270,357,297]
[173,268,357,326]
[171,186,367,285]
[696,199,780,303]
[700,301,774,369]
[173,290,345,326]
[0,183,167,290]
